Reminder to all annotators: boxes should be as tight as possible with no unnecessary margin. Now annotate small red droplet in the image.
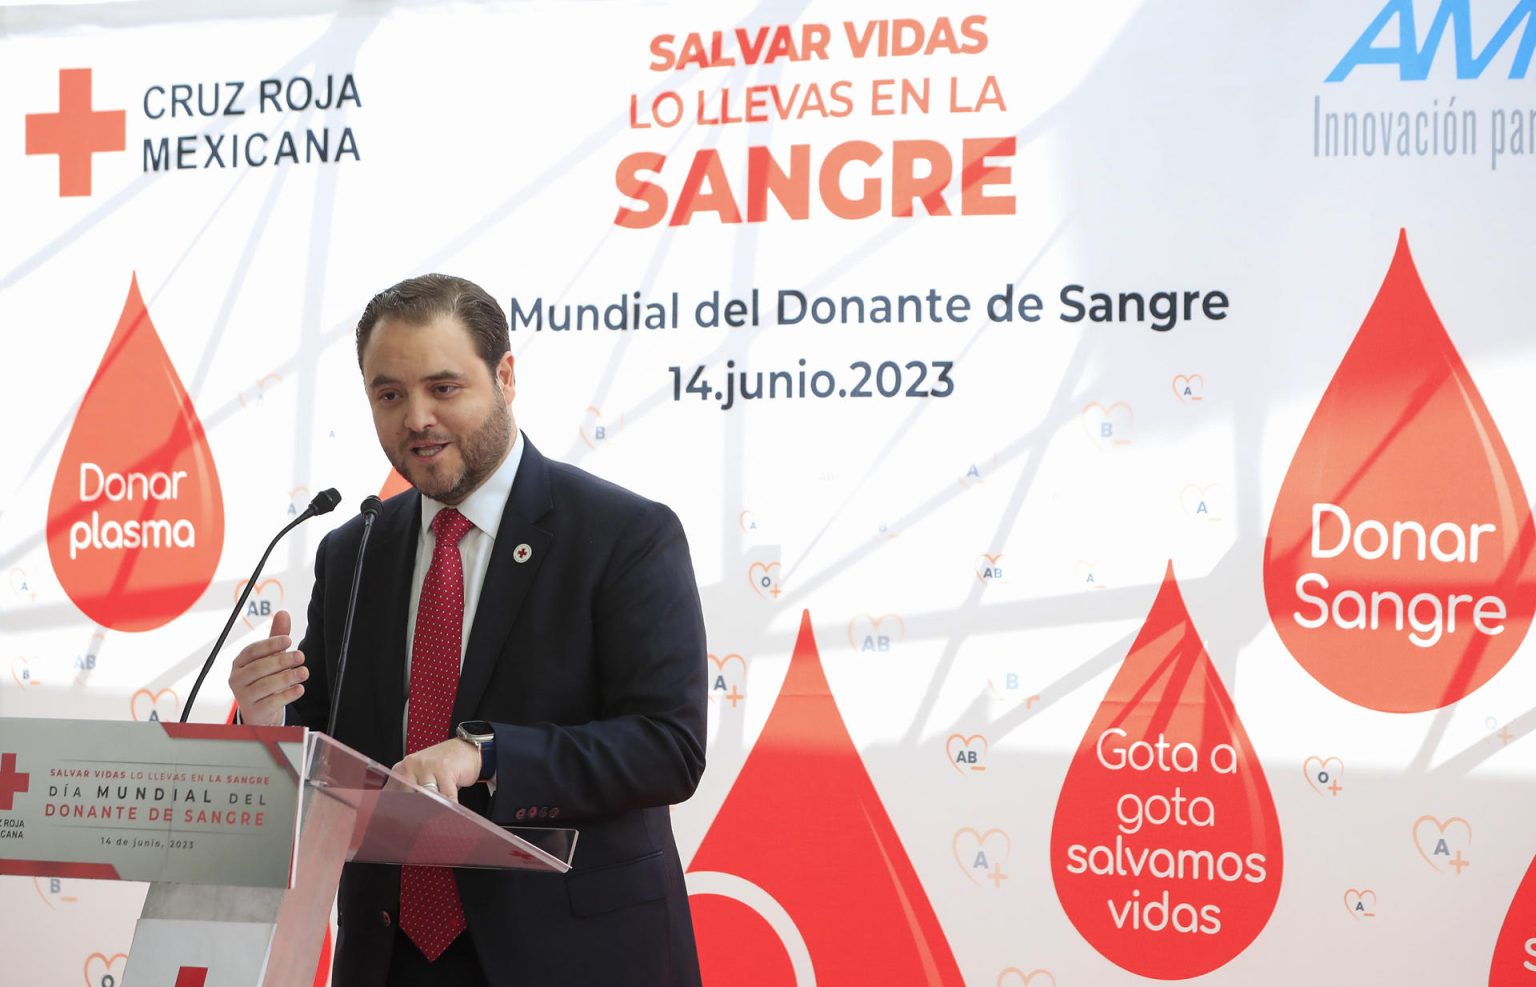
[1264,231,1536,712]
[46,275,223,632]
[1051,563,1282,979]
[689,611,964,985]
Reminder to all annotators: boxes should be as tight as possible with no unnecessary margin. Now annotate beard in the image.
[390,400,513,505]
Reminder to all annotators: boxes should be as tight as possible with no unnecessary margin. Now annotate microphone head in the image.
[359,495,384,519]
[310,488,343,516]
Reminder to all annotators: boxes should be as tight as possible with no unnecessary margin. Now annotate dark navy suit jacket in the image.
[290,435,707,986]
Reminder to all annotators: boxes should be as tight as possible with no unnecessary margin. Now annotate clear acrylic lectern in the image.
[123,728,576,986]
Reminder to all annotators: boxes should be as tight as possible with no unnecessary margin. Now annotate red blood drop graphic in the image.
[1050,563,1282,980]
[691,895,796,986]
[380,468,411,500]
[689,611,964,986]
[313,924,333,987]
[1491,851,1536,985]
[46,275,224,632]
[1264,230,1535,712]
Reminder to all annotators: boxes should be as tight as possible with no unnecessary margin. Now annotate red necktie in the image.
[400,507,474,960]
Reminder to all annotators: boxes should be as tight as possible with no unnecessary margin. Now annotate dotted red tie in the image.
[400,507,474,961]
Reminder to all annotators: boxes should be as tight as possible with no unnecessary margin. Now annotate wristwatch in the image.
[455,720,496,783]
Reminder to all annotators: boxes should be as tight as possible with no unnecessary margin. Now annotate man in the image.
[229,274,707,986]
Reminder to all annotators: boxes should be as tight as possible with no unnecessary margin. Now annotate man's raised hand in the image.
[228,609,309,726]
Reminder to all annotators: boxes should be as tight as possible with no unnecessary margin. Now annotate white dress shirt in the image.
[402,429,524,737]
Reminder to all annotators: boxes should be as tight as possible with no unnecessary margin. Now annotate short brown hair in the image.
[355,274,509,374]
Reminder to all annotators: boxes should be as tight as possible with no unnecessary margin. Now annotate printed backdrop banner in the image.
[2,1,1535,984]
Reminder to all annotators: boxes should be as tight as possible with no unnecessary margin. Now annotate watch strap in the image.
[456,721,496,782]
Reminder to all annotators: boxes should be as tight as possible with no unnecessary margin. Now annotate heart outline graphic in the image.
[33,876,79,908]
[946,734,989,775]
[846,613,906,650]
[1180,483,1223,521]
[706,653,748,704]
[998,969,1057,987]
[707,653,747,675]
[236,577,285,630]
[1412,815,1472,873]
[579,405,623,449]
[1172,373,1205,402]
[1303,755,1345,796]
[1343,887,1376,918]
[130,687,180,722]
[1081,401,1134,446]
[952,827,1011,886]
[747,561,782,599]
[83,952,127,987]
[10,566,37,602]
[11,656,41,688]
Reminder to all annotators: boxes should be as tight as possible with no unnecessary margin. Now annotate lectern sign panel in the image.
[0,719,303,887]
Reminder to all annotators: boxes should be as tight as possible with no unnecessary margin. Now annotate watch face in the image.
[459,720,494,742]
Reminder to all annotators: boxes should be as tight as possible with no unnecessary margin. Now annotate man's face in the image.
[361,314,515,505]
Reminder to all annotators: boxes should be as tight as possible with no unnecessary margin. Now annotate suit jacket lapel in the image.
[454,436,554,723]
[363,490,419,767]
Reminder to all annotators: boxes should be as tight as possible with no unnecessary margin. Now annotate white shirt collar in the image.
[419,429,524,539]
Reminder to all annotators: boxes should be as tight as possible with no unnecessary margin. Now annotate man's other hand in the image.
[393,738,482,802]
[228,609,309,727]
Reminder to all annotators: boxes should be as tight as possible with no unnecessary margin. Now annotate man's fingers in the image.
[232,610,294,670]
[231,653,308,704]
[391,750,464,803]
[230,649,305,688]
[230,634,293,669]
[242,664,309,705]
[404,770,455,801]
[250,682,305,716]
[423,771,458,802]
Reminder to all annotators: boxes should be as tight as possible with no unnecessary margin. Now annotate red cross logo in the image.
[25,68,126,197]
[0,752,30,811]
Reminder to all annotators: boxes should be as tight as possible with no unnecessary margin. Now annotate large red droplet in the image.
[688,611,964,986]
[1491,850,1536,985]
[1050,563,1282,980]
[1264,231,1535,712]
[46,274,224,632]
[691,894,796,985]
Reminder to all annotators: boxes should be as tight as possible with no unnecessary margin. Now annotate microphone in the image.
[327,495,384,737]
[180,488,342,723]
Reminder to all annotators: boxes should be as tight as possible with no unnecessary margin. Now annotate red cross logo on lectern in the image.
[25,68,126,197]
[0,752,30,810]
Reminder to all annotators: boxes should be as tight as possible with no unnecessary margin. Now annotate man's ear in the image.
[497,352,516,401]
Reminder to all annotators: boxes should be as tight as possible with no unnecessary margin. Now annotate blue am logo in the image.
[1329,0,1536,81]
